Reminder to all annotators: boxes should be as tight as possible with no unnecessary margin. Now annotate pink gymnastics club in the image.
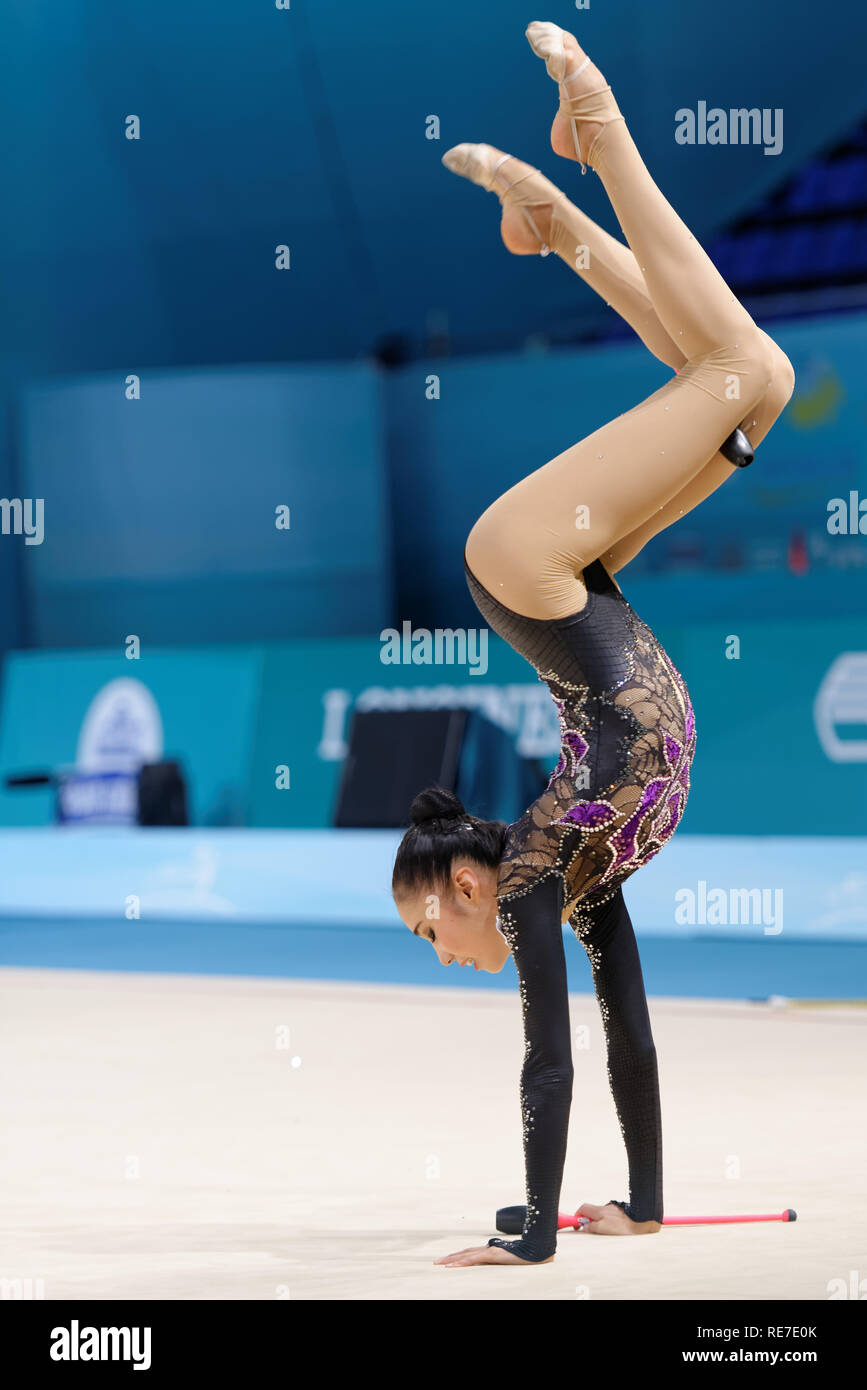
[495,1205,797,1233]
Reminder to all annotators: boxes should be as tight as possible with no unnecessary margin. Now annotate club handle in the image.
[496,1205,584,1234]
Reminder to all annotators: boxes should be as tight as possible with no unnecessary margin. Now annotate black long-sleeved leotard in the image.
[464,554,695,1262]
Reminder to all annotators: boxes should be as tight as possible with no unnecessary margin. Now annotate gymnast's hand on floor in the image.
[576,1201,661,1235]
[434,1244,552,1267]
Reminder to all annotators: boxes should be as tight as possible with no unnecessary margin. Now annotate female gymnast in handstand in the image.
[392,21,794,1267]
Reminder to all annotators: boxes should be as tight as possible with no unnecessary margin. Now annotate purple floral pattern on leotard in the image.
[536,636,697,893]
[559,800,618,829]
[484,582,698,931]
[545,701,590,789]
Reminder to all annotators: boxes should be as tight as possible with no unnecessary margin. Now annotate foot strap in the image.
[559,72,625,174]
[490,154,553,256]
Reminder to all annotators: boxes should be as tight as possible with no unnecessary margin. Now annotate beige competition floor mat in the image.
[2,967,864,1301]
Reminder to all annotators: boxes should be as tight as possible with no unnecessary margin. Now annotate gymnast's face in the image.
[396,862,511,974]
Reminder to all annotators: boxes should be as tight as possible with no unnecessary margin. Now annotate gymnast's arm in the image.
[487,872,574,1263]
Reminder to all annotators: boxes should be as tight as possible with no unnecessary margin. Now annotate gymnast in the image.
[392,20,794,1266]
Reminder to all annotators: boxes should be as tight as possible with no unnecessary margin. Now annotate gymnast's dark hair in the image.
[391,785,508,899]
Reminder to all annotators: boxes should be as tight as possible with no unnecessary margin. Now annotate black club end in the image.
[495,1205,527,1235]
[719,426,754,467]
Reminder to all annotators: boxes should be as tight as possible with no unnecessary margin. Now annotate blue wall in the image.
[0,0,863,374]
[0,396,24,656]
[2,2,865,664]
[387,310,867,630]
[3,308,866,661]
[16,363,391,646]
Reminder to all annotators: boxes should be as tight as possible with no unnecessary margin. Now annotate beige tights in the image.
[464,62,794,617]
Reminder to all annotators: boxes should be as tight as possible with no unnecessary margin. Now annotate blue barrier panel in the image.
[0,647,262,827]
[0,828,864,999]
[1,827,865,940]
[1,613,864,834]
[248,615,867,836]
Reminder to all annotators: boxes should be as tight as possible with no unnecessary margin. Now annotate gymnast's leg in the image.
[531,20,793,573]
[573,886,663,1231]
[454,154,794,577]
[509,181,795,572]
[452,43,787,617]
[601,342,794,572]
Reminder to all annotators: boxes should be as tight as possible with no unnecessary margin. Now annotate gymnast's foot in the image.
[526,21,611,168]
[442,143,566,256]
[576,1201,662,1235]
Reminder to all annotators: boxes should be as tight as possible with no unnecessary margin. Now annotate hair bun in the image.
[409,785,467,827]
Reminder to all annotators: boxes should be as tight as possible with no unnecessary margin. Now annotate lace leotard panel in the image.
[464,555,696,930]
[464,553,693,1261]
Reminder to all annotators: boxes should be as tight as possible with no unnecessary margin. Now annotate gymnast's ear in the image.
[392,786,507,901]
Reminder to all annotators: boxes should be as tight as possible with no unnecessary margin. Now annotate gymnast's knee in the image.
[464,508,522,595]
[465,509,583,617]
[681,333,778,416]
[464,506,500,572]
[762,343,796,420]
[737,341,795,443]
